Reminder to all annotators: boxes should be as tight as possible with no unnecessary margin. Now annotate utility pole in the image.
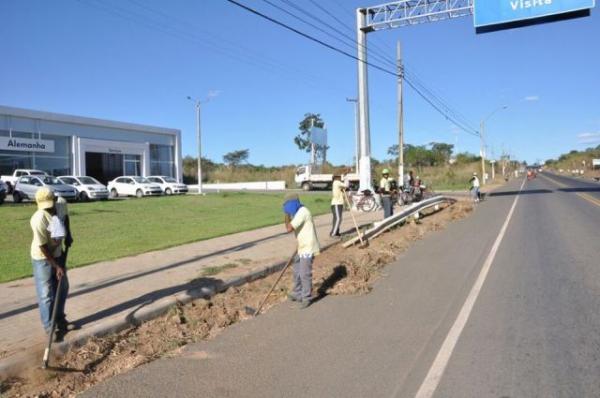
[346,98,360,174]
[397,40,404,185]
[480,120,486,185]
[356,8,372,191]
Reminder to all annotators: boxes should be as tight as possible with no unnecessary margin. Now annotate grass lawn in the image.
[0,192,331,283]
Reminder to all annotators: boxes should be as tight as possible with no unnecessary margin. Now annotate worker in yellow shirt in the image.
[30,188,71,340]
[284,193,320,309]
[330,175,344,237]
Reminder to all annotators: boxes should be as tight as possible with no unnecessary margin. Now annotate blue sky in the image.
[1,0,598,166]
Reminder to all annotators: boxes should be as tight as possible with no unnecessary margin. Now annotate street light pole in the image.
[480,120,486,185]
[346,98,359,174]
[187,96,204,194]
[480,105,508,185]
[195,101,203,194]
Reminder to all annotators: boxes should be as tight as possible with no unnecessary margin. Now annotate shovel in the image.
[245,251,296,317]
[42,247,68,369]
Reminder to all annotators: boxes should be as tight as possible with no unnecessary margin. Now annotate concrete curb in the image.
[0,239,343,380]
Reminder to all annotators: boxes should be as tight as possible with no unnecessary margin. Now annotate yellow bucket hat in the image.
[35,187,55,210]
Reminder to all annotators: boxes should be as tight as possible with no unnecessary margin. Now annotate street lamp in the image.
[480,105,508,185]
[346,97,359,174]
[186,96,204,194]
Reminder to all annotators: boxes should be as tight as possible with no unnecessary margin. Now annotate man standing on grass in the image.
[330,175,344,237]
[283,193,320,309]
[30,188,72,341]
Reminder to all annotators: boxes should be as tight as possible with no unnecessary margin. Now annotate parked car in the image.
[1,169,48,193]
[13,175,78,203]
[146,176,188,195]
[0,179,7,205]
[107,176,162,198]
[58,175,109,201]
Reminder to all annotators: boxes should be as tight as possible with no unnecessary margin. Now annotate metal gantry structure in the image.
[355,0,474,191]
[365,0,473,31]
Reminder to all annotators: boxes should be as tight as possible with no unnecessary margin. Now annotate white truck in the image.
[1,169,48,193]
[294,164,359,191]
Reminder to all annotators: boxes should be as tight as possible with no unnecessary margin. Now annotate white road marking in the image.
[414,178,527,398]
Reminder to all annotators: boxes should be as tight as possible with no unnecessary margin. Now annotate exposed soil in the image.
[1,199,472,398]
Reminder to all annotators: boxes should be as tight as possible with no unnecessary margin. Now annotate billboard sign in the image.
[0,137,55,153]
[474,0,595,28]
[309,127,327,147]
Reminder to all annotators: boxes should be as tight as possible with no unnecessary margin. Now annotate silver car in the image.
[13,175,78,203]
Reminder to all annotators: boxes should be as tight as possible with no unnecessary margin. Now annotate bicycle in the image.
[349,189,378,212]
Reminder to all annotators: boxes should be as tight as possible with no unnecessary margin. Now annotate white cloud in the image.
[577,132,600,144]
[524,95,539,101]
[578,132,600,138]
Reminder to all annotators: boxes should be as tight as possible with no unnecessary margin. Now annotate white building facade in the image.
[0,106,182,184]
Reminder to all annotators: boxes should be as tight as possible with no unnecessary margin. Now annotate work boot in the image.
[57,318,79,332]
[298,299,312,309]
[45,327,65,343]
[287,293,299,302]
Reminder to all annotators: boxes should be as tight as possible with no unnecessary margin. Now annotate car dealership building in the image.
[0,105,182,184]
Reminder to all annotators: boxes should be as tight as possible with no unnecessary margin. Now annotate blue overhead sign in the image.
[474,0,595,28]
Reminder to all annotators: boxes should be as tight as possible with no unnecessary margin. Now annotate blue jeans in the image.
[32,257,69,331]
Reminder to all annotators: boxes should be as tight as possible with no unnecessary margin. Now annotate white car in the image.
[146,176,188,195]
[58,175,109,201]
[107,176,162,198]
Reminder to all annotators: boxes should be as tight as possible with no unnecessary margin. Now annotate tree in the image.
[429,142,454,164]
[223,149,249,167]
[387,144,400,157]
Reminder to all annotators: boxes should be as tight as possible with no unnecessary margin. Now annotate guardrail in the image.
[343,195,457,248]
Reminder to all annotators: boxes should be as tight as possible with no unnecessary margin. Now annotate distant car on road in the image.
[107,176,162,198]
[58,175,109,201]
[0,169,48,193]
[13,175,78,203]
[146,176,188,195]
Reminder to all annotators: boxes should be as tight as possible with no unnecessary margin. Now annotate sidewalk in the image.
[0,208,382,372]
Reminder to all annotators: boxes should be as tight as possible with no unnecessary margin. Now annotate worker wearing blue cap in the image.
[283,193,320,309]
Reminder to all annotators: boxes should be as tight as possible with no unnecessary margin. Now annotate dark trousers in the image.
[382,195,393,219]
[330,204,343,236]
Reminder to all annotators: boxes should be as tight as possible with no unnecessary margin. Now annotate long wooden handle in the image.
[254,251,297,316]
[343,191,365,245]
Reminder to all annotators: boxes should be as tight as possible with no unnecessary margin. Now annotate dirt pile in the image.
[1,200,472,398]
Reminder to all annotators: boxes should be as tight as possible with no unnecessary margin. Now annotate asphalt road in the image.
[82,173,600,398]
